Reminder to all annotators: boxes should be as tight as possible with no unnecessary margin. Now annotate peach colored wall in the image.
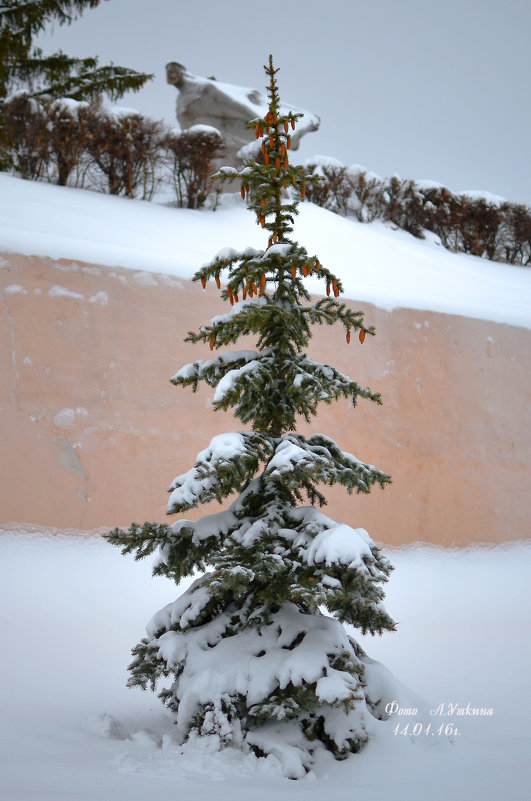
[1,251,529,545]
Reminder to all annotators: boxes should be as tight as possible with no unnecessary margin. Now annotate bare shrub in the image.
[161,125,225,209]
[302,156,352,215]
[381,175,425,238]
[418,186,463,251]
[458,197,502,259]
[498,203,531,266]
[346,166,385,222]
[82,106,164,198]
[42,97,89,186]
[1,93,48,179]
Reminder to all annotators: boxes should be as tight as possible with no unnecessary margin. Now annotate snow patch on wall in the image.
[133,271,159,286]
[54,407,88,428]
[159,274,184,289]
[89,291,109,306]
[53,261,79,273]
[3,284,27,295]
[48,285,84,300]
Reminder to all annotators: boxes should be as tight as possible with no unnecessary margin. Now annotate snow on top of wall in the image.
[0,173,529,329]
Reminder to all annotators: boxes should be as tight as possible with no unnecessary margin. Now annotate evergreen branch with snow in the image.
[0,1,152,102]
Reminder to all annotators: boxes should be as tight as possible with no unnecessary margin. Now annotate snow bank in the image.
[0,173,529,328]
[0,529,529,799]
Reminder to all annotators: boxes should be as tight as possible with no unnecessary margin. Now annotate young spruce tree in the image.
[107,56,395,777]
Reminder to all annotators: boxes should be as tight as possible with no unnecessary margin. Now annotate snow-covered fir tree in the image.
[107,56,396,778]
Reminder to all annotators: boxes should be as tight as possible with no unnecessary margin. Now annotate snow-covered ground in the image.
[1,173,530,328]
[0,527,529,800]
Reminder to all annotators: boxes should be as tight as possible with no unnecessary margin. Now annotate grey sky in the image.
[36,0,531,204]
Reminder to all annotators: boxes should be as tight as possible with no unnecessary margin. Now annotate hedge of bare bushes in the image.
[2,95,530,266]
[303,157,531,266]
[0,93,224,208]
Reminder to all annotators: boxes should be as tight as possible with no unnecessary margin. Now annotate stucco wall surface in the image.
[1,251,529,545]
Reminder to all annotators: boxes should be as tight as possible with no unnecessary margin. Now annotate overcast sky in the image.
[36,0,531,204]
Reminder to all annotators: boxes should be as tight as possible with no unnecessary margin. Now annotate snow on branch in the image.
[171,349,266,390]
[147,574,213,635]
[209,297,267,328]
[213,360,262,404]
[167,431,271,513]
[263,433,390,501]
[280,505,392,578]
